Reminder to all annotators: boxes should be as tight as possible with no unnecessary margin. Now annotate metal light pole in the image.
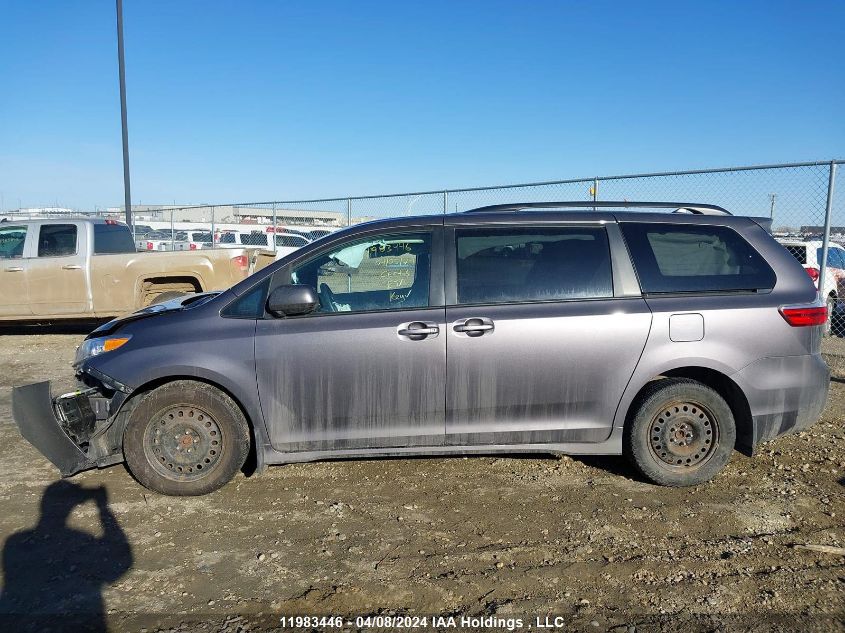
[769,193,777,219]
[116,0,132,227]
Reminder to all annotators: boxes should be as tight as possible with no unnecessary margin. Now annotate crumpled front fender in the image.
[12,381,95,477]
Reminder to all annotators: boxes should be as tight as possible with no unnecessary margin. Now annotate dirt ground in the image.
[0,330,842,633]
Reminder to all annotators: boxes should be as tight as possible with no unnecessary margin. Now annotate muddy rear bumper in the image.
[733,353,830,454]
[12,381,107,477]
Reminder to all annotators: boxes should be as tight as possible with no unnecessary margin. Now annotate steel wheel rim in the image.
[647,400,719,469]
[143,405,223,481]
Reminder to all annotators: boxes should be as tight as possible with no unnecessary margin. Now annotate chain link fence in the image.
[127,160,844,333]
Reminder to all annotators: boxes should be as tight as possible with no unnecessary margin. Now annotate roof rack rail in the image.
[463,201,732,215]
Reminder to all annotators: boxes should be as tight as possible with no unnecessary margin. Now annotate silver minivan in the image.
[13,202,830,495]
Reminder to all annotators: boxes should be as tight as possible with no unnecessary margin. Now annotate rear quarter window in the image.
[621,223,776,294]
[94,224,136,254]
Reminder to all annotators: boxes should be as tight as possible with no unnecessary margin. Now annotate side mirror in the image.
[266,284,320,317]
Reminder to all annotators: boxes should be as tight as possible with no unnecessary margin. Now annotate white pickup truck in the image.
[0,218,273,321]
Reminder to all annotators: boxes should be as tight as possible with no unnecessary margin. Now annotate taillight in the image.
[779,305,828,327]
[806,267,820,287]
[231,254,249,273]
[189,243,197,250]
[146,241,153,250]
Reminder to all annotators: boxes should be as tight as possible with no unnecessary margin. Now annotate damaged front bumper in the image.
[12,381,127,477]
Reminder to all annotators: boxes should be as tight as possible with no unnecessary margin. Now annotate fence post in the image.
[443,191,448,214]
[272,203,277,253]
[210,206,215,248]
[170,208,175,251]
[818,161,838,308]
[346,198,352,227]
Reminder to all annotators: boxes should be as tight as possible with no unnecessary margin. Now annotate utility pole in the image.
[116,0,132,227]
[769,193,777,219]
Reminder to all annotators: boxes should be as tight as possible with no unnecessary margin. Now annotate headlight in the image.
[75,335,132,364]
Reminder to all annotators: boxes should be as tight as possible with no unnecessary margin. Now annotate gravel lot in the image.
[0,330,842,632]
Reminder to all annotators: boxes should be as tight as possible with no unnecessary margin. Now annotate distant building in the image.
[115,204,345,227]
[1,206,87,219]
[801,226,845,234]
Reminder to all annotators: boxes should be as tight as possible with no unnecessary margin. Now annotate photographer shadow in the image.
[0,481,133,632]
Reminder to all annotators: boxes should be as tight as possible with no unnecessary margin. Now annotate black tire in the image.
[123,380,250,496]
[624,378,736,487]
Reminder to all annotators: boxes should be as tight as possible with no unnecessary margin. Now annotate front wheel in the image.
[624,378,736,487]
[123,380,250,495]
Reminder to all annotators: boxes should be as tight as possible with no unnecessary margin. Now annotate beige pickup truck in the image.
[0,218,273,321]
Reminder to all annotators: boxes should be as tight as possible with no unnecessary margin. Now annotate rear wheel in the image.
[123,381,250,495]
[624,378,735,486]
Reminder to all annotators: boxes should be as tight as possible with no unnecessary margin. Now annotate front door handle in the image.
[62,264,82,270]
[453,317,495,336]
[4,267,23,272]
[397,321,439,339]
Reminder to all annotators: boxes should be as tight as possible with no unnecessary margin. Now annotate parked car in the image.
[132,224,154,237]
[12,202,829,496]
[216,230,310,259]
[273,232,311,258]
[0,218,273,320]
[306,228,334,241]
[776,238,845,330]
[174,230,213,251]
[215,229,268,248]
[136,230,179,252]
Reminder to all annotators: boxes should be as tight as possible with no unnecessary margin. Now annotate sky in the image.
[0,0,843,211]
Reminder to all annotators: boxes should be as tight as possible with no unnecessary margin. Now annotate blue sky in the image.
[0,0,842,210]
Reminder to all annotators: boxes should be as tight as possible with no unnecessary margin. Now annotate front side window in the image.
[38,224,77,257]
[291,232,432,313]
[455,227,613,305]
[621,223,776,294]
[0,225,27,259]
